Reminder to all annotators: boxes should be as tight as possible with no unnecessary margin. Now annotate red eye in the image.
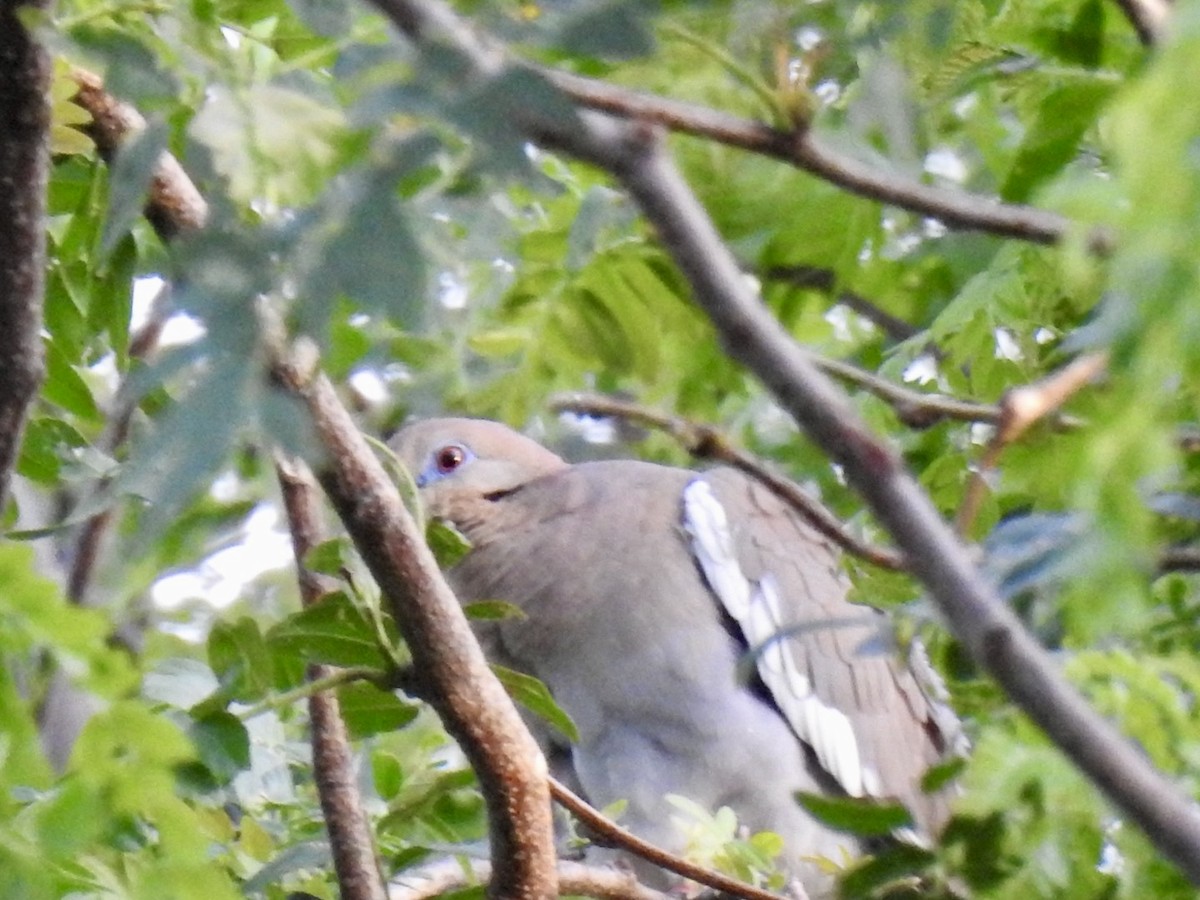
[435,444,467,474]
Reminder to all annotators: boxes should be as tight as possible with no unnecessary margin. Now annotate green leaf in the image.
[100,118,167,257]
[463,600,526,622]
[792,792,912,836]
[427,519,472,568]
[554,0,656,60]
[17,417,88,485]
[467,328,529,359]
[490,665,578,743]
[207,618,274,703]
[42,339,100,421]
[838,842,937,896]
[303,537,351,575]
[267,590,395,671]
[335,681,420,740]
[188,712,251,783]
[921,755,968,794]
[1002,81,1114,203]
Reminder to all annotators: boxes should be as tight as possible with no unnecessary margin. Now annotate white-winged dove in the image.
[391,418,961,893]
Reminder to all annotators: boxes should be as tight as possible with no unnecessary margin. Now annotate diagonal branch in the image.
[549,391,905,571]
[548,776,802,900]
[546,69,1071,244]
[362,0,1200,883]
[268,344,558,900]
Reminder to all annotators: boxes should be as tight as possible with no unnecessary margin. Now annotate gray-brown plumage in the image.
[391,418,960,893]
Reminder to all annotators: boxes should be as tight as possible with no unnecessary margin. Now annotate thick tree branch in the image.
[0,0,51,510]
[269,345,557,900]
[546,70,1070,245]
[363,0,1200,882]
[277,455,388,900]
[549,391,904,571]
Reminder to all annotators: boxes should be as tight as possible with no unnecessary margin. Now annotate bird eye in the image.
[434,443,467,474]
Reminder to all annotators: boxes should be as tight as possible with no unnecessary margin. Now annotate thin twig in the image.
[545,69,1071,245]
[388,858,671,900]
[549,392,905,571]
[955,353,1107,536]
[548,777,802,900]
[1159,546,1200,574]
[277,455,388,900]
[1111,0,1171,45]
[71,68,208,238]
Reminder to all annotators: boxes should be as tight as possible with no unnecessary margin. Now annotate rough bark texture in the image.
[270,357,557,900]
[0,0,51,509]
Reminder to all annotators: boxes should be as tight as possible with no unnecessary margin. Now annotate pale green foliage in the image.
[4,0,1200,897]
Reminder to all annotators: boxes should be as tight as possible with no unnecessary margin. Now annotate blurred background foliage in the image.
[6,0,1200,896]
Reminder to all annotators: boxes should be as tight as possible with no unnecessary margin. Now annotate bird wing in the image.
[683,468,959,834]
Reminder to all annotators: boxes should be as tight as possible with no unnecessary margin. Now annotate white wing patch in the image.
[683,478,872,799]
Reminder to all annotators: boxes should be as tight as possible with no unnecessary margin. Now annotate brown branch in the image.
[1159,546,1200,575]
[70,68,208,239]
[548,777,801,900]
[276,454,388,900]
[545,69,1071,245]
[0,0,52,510]
[956,353,1108,536]
[268,341,557,900]
[549,391,905,571]
[390,858,671,900]
[1112,0,1171,45]
[356,1,1200,879]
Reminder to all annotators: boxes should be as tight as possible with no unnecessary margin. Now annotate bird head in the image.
[389,418,568,512]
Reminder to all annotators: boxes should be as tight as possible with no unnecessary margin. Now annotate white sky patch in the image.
[1035,326,1057,344]
[559,411,616,444]
[382,362,412,385]
[132,275,206,347]
[970,422,995,446]
[795,26,824,50]
[210,469,243,503]
[437,271,468,309]
[924,148,968,183]
[994,327,1022,361]
[954,93,979,119]
[220,25,242,48]
[922,218,948,239]
[151,503,293,613]
[903,353,939,385]
[131,276,165,332]
[349,368,389,406]
[814,79,841,106]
